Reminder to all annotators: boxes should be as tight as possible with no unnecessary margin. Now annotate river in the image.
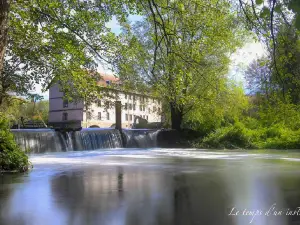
[1,149,300,225]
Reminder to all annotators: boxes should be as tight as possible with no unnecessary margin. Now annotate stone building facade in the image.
[48,74,162,128]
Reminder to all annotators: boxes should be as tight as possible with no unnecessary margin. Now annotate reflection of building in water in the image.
[51,167,174,225]
[4,157,300,225]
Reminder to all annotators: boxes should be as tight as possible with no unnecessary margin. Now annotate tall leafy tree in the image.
[0,0,139,105]
[117,0,245,130]
[238,0,300,101]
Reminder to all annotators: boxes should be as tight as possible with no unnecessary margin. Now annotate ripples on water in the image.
[1,149,300,225]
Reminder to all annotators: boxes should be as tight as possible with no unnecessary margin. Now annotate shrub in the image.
[197,123,256,149]
[191,121,300,150]
[0,113,31,172]
[254,125,300,149]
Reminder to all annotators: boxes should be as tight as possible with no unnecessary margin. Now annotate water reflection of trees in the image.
[173,172,230,225]
[0,174,29,225]
[3,161,300,225]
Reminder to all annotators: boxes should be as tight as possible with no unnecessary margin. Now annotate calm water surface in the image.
[1,149,300,225]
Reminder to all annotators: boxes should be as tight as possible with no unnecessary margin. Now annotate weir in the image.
[11,128,160,154]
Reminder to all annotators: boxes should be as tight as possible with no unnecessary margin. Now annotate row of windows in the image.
[62,112,150,122]
[63,99,161,110]
[62,112,110,121]
[124,94,161,104]
[87,112,110,120]
[125,114,148,121]
[124,103,160,113]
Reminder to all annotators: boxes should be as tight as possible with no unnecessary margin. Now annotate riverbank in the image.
[0,114,31,173]
[158,125,300,150]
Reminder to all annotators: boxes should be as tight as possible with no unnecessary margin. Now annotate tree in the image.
[0,0,140,106]
[245,23,300,104]
[238,0,300,101]
[244,57,272,97]
[117,0,246,130]
[0,0,9,76]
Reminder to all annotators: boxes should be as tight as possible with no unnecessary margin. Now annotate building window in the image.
[129,95,132,100]
[125,103,128,110]
[129,104,132,110]
[153,106,156,112]
[133,95,136,101]
[87,111,92,120]
[129,114,132,121]
[106,80,111,85]
[143,105,145,111]
[133,104,136,110]
[63,99,68,108]
[148,108,151,113]
[125,94,127,99]
[146,115,148,121]
[105,101,110,108]
[158,107,161,113]
[125,114,128,121]
[62,112,68,121]
[97,100,101,107]
[107,112,110,120]
[98,112,101,120]
[139,105,142,111]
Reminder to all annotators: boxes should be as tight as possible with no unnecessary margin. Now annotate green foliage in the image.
[0,113,30,172]
[0,97,49,125]
[255,0,263,5]
[1,0,140,105]
[198,122,256,149]
[183,82,249,135]
[117,0,247,129]
[258,100,300,130]
[193,121,300,150]
[191,100,300,150]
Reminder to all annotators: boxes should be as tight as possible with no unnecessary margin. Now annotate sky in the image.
[33,15,266,100]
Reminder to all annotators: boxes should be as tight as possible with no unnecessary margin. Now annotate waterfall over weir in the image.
[11,128,159,154]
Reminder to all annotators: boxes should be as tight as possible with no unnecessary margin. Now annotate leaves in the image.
[2,0,140,104]
[259,7,270,18]
[255,0,263,6]
[116,0,246,128]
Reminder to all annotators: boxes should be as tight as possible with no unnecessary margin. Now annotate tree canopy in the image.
[116,0,247,129]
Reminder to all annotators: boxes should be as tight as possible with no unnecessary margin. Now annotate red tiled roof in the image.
[97,73,120,87]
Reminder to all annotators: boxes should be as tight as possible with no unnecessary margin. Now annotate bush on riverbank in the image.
[191,122,300,150]
[0,114,30,172]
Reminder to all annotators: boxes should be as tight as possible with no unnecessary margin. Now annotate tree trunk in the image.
[170,102,183,131]
[0,0,10,76]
